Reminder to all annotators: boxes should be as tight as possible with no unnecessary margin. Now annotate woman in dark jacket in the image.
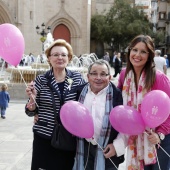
[25,39,85,170]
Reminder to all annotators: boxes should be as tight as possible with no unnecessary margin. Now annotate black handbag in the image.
[48,80,76,151]
[51,123,76,151]
[25,106,38,117]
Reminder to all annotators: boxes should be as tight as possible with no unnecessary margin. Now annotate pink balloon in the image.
[0,23,25,66]
[109,105,145,135]
[60,101,94,138]
[141,90,170,128]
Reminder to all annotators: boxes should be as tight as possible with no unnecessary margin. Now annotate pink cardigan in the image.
[118,68,170,135]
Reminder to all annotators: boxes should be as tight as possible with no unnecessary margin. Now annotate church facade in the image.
[0,0,114,56]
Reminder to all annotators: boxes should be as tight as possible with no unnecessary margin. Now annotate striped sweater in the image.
[26,68,86,139]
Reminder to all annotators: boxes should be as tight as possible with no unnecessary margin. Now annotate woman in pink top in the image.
[117,35,170,170]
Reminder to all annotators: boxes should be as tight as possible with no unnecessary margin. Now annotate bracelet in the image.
[157,132,165,140]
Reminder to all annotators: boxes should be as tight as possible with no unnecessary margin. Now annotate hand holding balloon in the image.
[103,144,116,158]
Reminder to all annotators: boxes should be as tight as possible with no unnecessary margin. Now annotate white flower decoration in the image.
[67,78,73,90]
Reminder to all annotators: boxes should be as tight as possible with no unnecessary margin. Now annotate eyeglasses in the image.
[50,53,68,58]
[89,72,110,78]
[130,48,149,57]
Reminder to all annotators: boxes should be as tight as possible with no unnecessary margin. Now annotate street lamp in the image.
[36,23,51,52]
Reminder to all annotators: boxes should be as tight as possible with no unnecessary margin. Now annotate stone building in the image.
[0,0,114,56]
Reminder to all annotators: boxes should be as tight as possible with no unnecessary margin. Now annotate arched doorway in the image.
[53,24,70,43]
[0,1,13,24]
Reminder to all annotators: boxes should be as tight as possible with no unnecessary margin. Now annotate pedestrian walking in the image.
[113,52,122,77]
[103,52,110,63]
[0,83,10,119]
[154,50,167,74]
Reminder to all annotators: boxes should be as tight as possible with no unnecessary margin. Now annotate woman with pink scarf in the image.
[116,35,170,170]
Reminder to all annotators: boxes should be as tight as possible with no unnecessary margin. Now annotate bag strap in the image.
[48,87,59,124]
[45,70,73,124]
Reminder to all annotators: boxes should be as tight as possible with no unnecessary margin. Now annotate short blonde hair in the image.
[45,39,73,66]
[1,83,8,91]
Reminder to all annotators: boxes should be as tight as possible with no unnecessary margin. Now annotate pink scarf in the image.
[122,70,156,169]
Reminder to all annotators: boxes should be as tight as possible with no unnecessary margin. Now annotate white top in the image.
[113,133,128,156]
[84,85,108,145]
[154,56,166,73]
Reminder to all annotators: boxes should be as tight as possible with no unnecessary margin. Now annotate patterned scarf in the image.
[122,70,156,170]
[73,83,113,170]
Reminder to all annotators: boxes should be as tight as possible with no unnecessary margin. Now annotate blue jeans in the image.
[0,106,6,116]
[144,134,170,170]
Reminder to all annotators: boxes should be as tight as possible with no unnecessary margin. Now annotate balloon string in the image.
[154,144,161,170]
[34,58,38,79]
[157,144,170,158]
[0,60,5,81]
[17,68,39,108]
[92,137,118,170]
[1,60,5,73]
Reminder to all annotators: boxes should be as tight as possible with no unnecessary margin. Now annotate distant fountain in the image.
[69,53,98,68]
[5,53,98,83]
[67,53,98,80]
[43,32,54,51]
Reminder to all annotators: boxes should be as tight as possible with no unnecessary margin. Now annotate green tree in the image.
[91,15,107,41]
[91,0,154,52]
[151,30,165,48]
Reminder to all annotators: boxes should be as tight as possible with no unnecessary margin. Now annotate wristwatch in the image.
[158,132,165,140]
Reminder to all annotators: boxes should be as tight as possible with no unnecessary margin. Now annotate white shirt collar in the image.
[88,84,109,95]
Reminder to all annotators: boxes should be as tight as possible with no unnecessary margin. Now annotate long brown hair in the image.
[125,35,156,91]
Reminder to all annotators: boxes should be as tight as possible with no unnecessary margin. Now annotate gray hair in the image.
[155,50,161,55]
[88,59,111,75]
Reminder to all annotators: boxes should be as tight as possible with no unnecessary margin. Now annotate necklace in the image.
[54,71,66,82]
[55,77,65,82]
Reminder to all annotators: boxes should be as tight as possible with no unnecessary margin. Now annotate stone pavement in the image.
[0,100,33,170]
[0,68,170,170]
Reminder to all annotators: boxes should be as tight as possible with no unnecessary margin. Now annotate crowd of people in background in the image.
[103,51,122,78]
[103,49,170,77]
[19,53,48,66]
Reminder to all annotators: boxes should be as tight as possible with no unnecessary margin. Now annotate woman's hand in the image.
[103,143,116,158]
[147,131,160,145]
[26,81,37,111]
[26,81,36,100]
[34,114,39,124]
